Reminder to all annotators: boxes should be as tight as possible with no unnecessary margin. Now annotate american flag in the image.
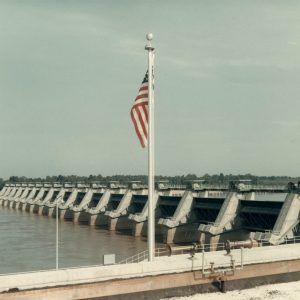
[130,71,149,148]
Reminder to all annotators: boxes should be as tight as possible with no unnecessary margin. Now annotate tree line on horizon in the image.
[1,173,299,189]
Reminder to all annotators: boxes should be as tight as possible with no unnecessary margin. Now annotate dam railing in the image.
[118,236,300,265]
[118,247,168,264]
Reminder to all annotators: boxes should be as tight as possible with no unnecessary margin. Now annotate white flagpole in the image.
[56,194,62,270]
[56,194,59,270]
[145,33,155,262]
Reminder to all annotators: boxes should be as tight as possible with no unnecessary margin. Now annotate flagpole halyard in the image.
[145,33,155,262]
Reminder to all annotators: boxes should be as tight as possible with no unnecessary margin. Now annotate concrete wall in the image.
[0,243,300,299]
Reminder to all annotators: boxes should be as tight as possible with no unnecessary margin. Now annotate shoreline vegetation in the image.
[1,174,299,189]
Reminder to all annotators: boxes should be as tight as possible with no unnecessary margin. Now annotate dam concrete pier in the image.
[7,185,25,208]
[21,185,40,211]
[58,185,85,220]
[27,183,52,213]
[128,182,159,237]
[104,182,131,231]
[85,185,111,226]
[0,184,17,206]
[1,181,300,246]
[13,186,31,209]
[54,184,76,219]
[39,184,63,216]
[70,186,94,224]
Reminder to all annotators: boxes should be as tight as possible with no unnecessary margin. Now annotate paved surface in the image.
[0,243,299,293]
[164,279,300,300]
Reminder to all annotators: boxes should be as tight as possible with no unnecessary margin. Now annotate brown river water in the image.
[0,207,161,274]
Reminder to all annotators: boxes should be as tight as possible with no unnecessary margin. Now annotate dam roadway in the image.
[0,243,300,299]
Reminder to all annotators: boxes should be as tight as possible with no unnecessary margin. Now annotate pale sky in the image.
[0,0,300,179]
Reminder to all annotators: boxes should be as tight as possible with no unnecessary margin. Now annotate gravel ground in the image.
[162,280,300,300]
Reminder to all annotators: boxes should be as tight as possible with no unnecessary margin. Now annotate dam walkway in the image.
[0,242,300,299]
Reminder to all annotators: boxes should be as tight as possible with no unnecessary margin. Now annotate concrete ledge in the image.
[1,244,300,292]
[0,244,300,299]
[1,260,300,300]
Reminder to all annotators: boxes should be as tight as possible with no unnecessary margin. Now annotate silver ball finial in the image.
[146,33,153,41]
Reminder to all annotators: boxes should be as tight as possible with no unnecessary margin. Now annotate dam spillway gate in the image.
[0,181,300,247]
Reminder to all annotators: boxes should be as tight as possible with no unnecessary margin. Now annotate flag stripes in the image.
[130,72,149,148]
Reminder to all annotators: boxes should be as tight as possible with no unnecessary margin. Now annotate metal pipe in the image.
[225,239,258,254]
[166,243,202,256]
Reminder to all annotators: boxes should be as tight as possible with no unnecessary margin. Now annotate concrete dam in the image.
[0,181,300,247]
